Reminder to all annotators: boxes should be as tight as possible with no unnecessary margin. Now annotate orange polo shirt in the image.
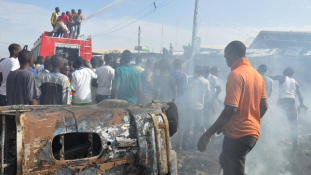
[222,58,267,139]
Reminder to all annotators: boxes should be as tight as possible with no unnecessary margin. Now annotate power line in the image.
[197,14,247,37]
[94,11,154,37]
[92,1,168,37]
[198,8,255,38]
[197,14,255,45]
[0,42,11,45]
[92,0,173,38]
[0,41,31,46]
[92,3,153,36]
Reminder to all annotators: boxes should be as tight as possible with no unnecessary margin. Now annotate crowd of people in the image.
[0,41,309,175]
[0,43,223,130]
[0,43,181,107]
[51,7,83,39]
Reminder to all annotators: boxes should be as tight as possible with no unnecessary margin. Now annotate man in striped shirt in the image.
[37,55,71,105]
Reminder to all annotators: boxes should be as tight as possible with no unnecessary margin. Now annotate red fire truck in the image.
[31,32,92,61]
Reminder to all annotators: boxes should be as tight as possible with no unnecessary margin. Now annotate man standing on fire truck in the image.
[69,9,76,39]
[74,9,83,39]
[52,12,70,37]
[51,7,60,29]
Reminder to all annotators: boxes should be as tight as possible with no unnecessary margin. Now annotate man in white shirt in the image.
[257,64,274,142]
[270,68,308,149]
[0,43,21,106]
[257,64,273,98]
[94,54,115,103]
[205,66,222,128]
[185,66,210,149]
[71,56,97,105]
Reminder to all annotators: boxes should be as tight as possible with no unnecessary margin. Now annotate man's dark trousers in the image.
[219,135,257,175]
[0,95,6,106]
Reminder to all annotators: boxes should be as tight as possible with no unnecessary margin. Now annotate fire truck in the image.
[31,32,92,61]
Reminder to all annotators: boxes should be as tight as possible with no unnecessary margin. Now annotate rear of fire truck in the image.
[31,32,92,62]
[0,100,178,175]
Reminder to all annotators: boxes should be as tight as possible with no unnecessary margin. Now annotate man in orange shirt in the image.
[197,41,268,175]
[74,9,83,39]
[69,9,76,39]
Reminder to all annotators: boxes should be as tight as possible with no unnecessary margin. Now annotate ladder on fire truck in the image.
[80,35,92,58]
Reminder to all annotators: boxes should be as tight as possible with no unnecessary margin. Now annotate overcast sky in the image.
[1,0,311,58]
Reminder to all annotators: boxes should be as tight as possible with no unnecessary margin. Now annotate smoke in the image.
[82,0,125,23]
[243,55,311,175]
[245,105,294,175]
[180,39,311,174]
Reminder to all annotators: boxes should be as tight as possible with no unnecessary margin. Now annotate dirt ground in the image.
[171,108,311,175]
[171,132,223,175]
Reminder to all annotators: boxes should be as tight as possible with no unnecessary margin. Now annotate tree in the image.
[104,50,122,59]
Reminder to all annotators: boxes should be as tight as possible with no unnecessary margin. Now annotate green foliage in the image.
[105,50,122,58]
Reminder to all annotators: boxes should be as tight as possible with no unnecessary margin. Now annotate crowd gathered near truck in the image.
[0,3,310,174]
[0,39,309,174]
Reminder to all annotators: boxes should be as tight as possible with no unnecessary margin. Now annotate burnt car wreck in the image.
[0,99,178,174]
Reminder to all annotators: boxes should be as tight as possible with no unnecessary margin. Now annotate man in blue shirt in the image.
[170,59,188,149]
[170,59,187,103]
[111,50,142,104]
[29,64,37,77]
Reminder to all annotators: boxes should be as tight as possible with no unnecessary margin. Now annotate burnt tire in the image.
[165,102,178,137]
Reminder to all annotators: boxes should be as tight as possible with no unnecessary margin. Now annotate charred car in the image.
[0,100,178,174]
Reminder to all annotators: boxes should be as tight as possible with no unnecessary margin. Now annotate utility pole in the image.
[190,0,199,74]
[138,26,141,56]
[175,21,178,53]
[161,25,163,54]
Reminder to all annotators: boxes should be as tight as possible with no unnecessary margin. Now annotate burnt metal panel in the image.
[15,100,176,174]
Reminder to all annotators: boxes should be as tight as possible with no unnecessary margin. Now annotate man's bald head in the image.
[18,50,33,66]
[8,43,21,57]
[224,41,246,67]
[225,41,246,58]
[51,55,64,71]
[44,56,52,71]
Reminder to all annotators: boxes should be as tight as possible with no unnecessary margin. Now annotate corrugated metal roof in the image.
[249,31,311,57]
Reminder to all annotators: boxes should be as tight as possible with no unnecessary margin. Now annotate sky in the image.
[1,0,311,57]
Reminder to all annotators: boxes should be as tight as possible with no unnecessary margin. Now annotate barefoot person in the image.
[270,67,308,149]
[197,41,268,175]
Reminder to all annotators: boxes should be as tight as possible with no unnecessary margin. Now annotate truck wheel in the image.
[165,102,178,137]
